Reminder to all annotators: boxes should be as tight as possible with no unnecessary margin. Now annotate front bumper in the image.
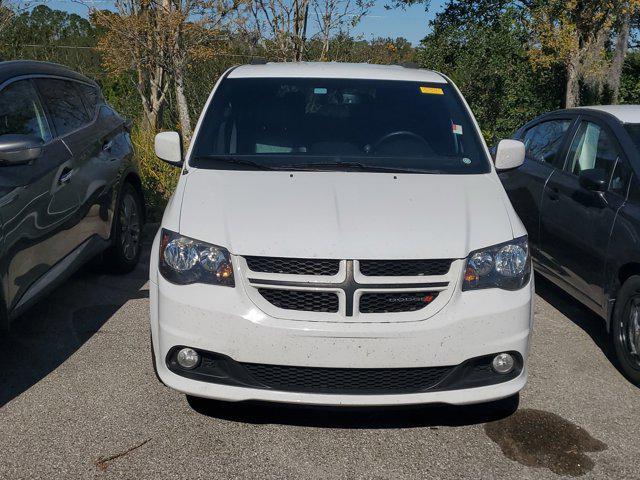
[150,239,534,406]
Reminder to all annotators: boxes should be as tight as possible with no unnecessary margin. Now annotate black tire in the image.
[612,276,640,386]
[103,183,143,274]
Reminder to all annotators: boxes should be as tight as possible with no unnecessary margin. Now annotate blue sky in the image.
[43,0,446,45]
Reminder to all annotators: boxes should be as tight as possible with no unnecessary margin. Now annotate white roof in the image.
[229,62,447,84]
[579,105,640,124]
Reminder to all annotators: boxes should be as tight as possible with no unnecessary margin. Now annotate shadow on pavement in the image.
[534,273,613,361]
[0,228,155,407]
[186,394,519,429]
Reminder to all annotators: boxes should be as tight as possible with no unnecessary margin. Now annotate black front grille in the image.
[245,256,340,276]
[258,288,339,313]
[359,259,453,277]
[168,348,523,394]
[360,291,438,313]
[241,362,453,394]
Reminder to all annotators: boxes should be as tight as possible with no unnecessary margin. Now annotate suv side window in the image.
[565,121,620,179]
[0,80,51,141]
[35,78,90,137]
[77,82,101,118]
[522,119,571,165]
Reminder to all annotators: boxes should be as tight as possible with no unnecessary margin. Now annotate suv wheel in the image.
[612,276,640,386]
[104,183,143,274]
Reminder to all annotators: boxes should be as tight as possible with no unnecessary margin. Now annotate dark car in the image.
[500,105,640,385]
[0,61,144,328]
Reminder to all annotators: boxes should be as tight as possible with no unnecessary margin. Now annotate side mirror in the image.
[0,134,44,165]
[154,131,183,167]
[579,168,607,192]
[494,139,525,171]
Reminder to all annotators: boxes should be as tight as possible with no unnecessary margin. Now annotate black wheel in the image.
[612,276,640,386]
[104,183,143,274]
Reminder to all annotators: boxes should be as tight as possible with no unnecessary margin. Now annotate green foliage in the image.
[0,5,101,76]
[417,3,564,144]
[130,128,180,221]
[620,51,640,104]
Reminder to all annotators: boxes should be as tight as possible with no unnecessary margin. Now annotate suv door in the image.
[539,118,631,313]
[75,83,131,241]
[35,78,100,249]
[0,79,76,311]
[500,118,573,252]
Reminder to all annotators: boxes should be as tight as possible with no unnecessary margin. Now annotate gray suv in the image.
[0,61,144,328]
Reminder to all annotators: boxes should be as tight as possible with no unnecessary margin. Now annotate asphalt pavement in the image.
[1,230,639,479]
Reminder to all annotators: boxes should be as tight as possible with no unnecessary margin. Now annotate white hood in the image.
[178,170,515,260]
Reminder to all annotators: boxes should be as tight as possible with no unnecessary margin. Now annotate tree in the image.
[0,1,15,36]
[312,0,373,61]
[417,1,563,142]
[93,1,173,132]
[526,0,640,107]
[1,5,99,75]
[608,6,636,103]
[242,0,312,61]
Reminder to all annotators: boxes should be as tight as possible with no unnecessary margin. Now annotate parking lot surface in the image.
[1,231,639,479]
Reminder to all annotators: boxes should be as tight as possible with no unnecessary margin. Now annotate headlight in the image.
[463,236,530,291]
[159,229,234,286]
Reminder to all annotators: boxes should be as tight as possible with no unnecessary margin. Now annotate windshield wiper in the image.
[192,155,276,171]
[278,161,442,174]
[193,156,443,174]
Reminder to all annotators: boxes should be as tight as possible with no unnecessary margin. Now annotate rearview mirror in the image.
[0,134,44,165]
[494,139,525,171]
[579,168,607,192]
[155,131,183,167]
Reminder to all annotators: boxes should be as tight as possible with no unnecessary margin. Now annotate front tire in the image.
[104,183,143,274]
[612,276,640,386]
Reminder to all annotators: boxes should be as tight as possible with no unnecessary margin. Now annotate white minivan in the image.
[150,62,533,408]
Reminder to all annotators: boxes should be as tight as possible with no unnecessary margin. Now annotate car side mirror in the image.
[155,131,183,167]
[579,168,607,192]
[0,134,44,165]
[494,139,525,171]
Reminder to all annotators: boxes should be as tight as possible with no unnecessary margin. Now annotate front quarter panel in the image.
[604,200,640,323]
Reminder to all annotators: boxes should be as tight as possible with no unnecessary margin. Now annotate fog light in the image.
[492,353,515,374]
[177,348,200,369]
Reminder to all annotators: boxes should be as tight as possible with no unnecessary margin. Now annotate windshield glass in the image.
[625,124,640,152]
[191,77,490,174]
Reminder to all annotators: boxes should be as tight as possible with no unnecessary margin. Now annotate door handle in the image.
[58,168,75,185]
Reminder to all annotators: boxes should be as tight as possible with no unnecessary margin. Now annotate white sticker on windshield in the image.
[463,158,472,165]
[452,123,463,135]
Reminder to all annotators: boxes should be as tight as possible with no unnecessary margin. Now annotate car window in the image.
[610,158,632,196]
[522,119,571,165]
[0,80,51,141]
[36,78,90,137]
[565,121,619,179]
[77,83,101,118]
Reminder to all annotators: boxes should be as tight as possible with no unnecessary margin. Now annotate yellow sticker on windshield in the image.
[420,86,444,95]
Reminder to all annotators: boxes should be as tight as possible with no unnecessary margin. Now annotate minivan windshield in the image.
[191,77,490,174]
